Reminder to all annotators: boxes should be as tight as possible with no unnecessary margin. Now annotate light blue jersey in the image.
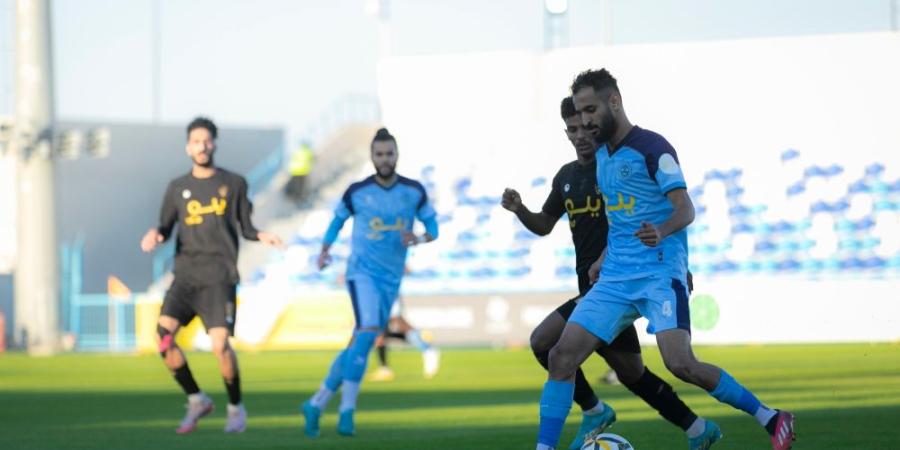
[326,175,437,286]
[595,126,689,280]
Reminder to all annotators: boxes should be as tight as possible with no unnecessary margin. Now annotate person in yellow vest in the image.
[286,142,314,205]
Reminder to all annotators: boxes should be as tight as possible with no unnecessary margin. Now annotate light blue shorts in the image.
[347,274,399,330]
[569,275,691,344]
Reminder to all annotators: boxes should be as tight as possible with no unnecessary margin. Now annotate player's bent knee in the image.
[605,354,644,384]
[664,360,696,383]
[529,327,555,354]
[547,345,577,378]
[157,325,175,357]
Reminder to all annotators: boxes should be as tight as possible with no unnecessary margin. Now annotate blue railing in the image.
[61,239,135,352]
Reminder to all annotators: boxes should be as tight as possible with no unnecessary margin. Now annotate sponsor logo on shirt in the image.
[185,197,228,225]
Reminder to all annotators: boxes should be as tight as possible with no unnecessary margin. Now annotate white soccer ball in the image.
[581,433,634,450]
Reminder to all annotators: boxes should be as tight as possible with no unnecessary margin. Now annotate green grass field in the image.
[2,343,899,449]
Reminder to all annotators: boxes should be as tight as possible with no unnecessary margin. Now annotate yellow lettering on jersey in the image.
[185,197,228,225]
[565,196,603,228]
[367,217,406,240]
[604,193,635,214]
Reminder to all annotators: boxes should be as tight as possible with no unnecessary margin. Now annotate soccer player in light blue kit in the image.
[302,127,439,438]
[535,69,796,450]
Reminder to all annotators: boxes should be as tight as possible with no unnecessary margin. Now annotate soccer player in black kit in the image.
[140,117,283,435]
[502,98,707,450]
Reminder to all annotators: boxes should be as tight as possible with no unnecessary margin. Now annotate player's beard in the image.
[590,106,618,147]
[375,163,396,180]
[193,153,214,168]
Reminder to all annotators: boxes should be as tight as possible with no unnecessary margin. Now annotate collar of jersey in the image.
[601,125,641,158]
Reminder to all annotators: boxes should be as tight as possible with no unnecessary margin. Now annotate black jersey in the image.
[157,168,259,285]
[541,159,608,294]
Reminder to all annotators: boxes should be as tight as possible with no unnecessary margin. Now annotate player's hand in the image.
[501,188,522,213]
[140,228,164,253]
[634,221,662,247]
[257,231,286,250]
[589,257,602,284]
[401,230,419,247]
[317,249,332,270]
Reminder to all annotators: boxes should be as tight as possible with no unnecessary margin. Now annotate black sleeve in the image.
[157,182,178,240]
[540,170,566,219]
[236,176,260,241]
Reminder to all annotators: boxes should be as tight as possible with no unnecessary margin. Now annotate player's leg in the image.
[602,327,720,449]
[159,282,214,434]
[303,278,377,438]
[194,283,247,433]
[650,278,794,450]
[207,326,245,433]
[199,283,245,433]
[394,314,441,379]
[537,284,634,450]
[537,322,607,450]
[369,332,395,381]
[533,298,603,412]
[335,276,389,436]
[532,298,609,450]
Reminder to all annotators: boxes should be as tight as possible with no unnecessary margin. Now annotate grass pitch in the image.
[2,343,899,449]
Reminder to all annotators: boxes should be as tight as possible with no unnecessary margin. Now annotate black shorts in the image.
[161,279,237,335]
[555,296,641,354]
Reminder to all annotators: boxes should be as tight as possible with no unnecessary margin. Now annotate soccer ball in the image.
[581,433,634,450]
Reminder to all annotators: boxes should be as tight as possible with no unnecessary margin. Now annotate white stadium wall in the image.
[370,32,900,345]
[0,154,14,274]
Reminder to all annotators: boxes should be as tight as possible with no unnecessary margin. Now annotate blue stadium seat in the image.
[848,179,871,194]
[772,221,795,233]
[507,267,532,277]
[801,259,824,271]
[786,181,806,196]
[873,200,898,211]
[732,223,754,234]
[468,267,498,278]
[775,259,801,271]
[780,149,800,161]
[804,164,843,178]
[726,186,745,199]
[712,261,738,273]
[810,199,849,214]
[755,241,777,253]
[515,230,539,241]
[505,248,530,258]
[865,163,884,176]
[729,204,751,216]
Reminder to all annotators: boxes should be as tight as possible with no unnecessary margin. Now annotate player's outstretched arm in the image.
[140,228,165,253]
[142,183,178,253]
[256,231,285,249]
[318,213,349,270]
[317,243,333,270]
[501,188,557,236]
[634,188,695,247]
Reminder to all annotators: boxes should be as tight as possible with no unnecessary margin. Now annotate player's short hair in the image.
[570,68,619,96]
[560,96,577,119]
[372,127,396,148]
[187,116,218,140]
